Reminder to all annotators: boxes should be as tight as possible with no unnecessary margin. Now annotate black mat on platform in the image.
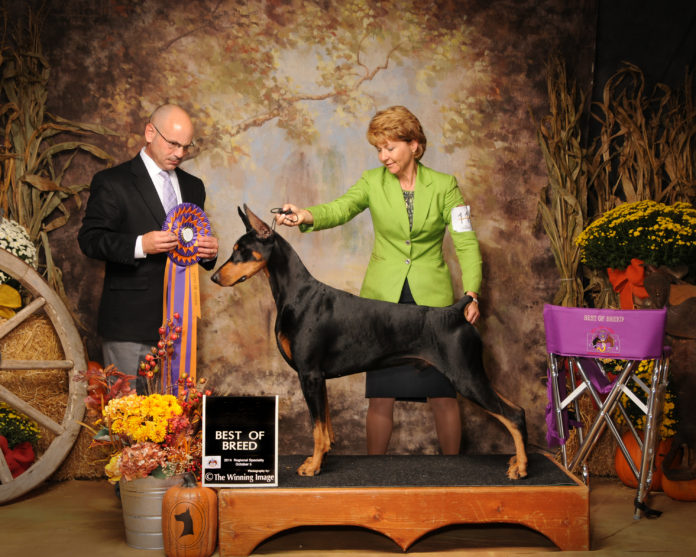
[277,453,577,488]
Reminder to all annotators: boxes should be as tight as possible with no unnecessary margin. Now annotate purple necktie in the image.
[160,170,177,214]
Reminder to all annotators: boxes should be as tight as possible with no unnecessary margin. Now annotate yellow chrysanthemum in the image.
[576,200,696,269]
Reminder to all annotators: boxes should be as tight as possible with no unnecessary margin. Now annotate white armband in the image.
[451,205,473,232]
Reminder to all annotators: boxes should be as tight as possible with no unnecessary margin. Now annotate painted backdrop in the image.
[42,0,596,456]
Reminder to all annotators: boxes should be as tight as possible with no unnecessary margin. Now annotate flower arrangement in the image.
[0,401,41,448]
[576,200,696,270]
[0,216,38,286]
[0,402,41,478]
[78,316,211,484]
[603,359,678,439]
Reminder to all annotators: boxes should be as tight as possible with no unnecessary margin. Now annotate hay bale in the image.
[555,394,619,477]
[0,314,105,480]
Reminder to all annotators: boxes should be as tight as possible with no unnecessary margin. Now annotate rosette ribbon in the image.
[161,203,211,394]
[607,258,649,310]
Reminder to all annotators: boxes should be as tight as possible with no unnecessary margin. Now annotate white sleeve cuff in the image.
[135,235,146,259]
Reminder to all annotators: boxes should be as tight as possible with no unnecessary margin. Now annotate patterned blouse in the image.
[403,190,415,230]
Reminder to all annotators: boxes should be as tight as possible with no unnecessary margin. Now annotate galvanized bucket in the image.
[119,475,184,549]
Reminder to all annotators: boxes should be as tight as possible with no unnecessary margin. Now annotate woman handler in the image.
[275,105,482,455]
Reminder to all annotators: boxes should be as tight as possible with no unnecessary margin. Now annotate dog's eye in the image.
[233,243,239,251]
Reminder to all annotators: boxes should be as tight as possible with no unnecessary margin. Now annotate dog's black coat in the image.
[212,206,528,478]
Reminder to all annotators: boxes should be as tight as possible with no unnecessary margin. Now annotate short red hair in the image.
[366,106,427,160]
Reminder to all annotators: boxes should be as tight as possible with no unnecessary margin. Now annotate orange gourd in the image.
[162,473,217,557]
[614,431,672,491]
[662,475,696,501]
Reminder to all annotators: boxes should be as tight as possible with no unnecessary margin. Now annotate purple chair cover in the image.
[543,304,667,360]
[543,304,667,448]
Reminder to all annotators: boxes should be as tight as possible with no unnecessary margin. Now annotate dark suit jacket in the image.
[78,155,216,343]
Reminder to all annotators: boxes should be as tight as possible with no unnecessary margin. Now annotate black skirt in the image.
[365,280,457,401]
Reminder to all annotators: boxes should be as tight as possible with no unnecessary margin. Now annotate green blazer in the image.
[301,163,482,307]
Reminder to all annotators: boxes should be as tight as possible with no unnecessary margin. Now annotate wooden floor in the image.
[2,476,695,556]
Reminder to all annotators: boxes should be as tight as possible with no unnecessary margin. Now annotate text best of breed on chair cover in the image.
[543,304,670,519]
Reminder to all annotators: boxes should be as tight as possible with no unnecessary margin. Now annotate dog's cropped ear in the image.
[238,206,252,232]
[243,204,273,240]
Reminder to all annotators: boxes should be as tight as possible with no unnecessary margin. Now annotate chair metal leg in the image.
[567,359,590,484]
[568,359,585,449]
[549,355,569,468]
[634,357,669,519]
[569,360,637,472]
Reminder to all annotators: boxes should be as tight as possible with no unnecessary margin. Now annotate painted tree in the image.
[55,0,493,163]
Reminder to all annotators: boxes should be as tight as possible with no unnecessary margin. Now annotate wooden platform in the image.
[218,453,589,555]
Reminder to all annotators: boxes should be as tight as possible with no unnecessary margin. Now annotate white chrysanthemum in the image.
[0,218,38,284]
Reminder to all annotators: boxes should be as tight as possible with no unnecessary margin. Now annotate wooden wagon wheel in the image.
[0,249,86,504]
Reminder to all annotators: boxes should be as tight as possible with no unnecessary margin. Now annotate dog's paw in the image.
[297,456,322,476]
[506,455,528,480]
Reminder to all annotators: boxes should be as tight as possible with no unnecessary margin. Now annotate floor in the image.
[1,477,695,557]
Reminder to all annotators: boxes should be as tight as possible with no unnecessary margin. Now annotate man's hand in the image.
[142,230,178,254]
[198,235,219,260]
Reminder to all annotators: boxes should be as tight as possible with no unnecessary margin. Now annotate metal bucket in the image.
[119,475,184,549]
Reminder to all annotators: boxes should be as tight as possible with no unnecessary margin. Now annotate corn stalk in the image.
[592,63,696,211]
[0,7,116,297]
[535,58,592,307]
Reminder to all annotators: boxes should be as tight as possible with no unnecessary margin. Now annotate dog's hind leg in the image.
[324,388,335,446]
[445,351,528,478]
[483,390,528,480]
[462,379,527,479]
[296,372,332,476]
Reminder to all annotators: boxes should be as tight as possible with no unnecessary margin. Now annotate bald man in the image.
[78,104,218,380]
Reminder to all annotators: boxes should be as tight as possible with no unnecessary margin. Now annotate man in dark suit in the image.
[78,104,218,378]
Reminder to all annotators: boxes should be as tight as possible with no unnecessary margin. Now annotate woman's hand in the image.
[274,203,314,227]
[464,292,479,324]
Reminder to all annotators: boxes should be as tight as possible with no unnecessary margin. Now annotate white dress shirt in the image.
[134,148,183,258]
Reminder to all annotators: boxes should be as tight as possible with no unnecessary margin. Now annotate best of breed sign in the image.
[202,396,278,487]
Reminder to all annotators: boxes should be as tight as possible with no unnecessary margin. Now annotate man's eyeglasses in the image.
[150,122,196,153]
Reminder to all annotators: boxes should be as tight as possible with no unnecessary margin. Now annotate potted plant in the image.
[576,200,696,308]
[0,401,41,477]
[0,216,38,317]
[77,315,212,550]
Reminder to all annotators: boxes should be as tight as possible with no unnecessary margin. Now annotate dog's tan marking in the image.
[324,390,335,445]
[277,332,293,362]
[214,260,266,286]
[297,419,332,476]
[495,389,522,410]
[484,410,528,479]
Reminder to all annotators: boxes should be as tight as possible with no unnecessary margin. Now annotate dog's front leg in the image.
[297,373,332,476]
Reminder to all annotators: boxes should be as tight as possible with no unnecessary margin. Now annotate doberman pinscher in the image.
[211,205,528,479]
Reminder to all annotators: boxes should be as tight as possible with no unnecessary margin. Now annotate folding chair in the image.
[543,304,670,519]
